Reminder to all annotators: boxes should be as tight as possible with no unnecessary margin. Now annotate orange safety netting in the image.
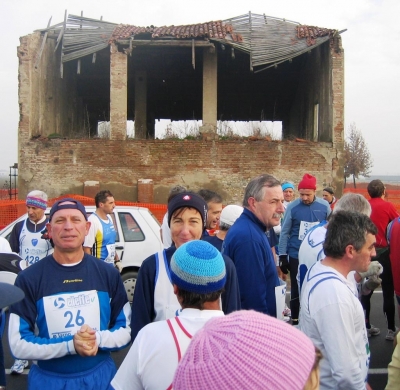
[343,188,400,212]
[0,194,167,230]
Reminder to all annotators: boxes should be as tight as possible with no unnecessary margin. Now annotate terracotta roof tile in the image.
[111,20,242,42]
[297,25,336,46]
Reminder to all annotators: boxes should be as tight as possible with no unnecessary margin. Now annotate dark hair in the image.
[198,189,223,204]
[323,211,377,259]
[167,185,187,203]
[177,288,224,309]
[367,180,385,198]
[243,174,280,207]
[95,190,114,208]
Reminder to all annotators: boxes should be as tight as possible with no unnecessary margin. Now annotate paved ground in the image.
[2,289,398,389]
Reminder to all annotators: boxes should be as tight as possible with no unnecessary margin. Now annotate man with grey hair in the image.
[298,193,383,337]
[203,205,243,251]
[300,211,376,389]
[223,174,284,316]
[8,190,53,374]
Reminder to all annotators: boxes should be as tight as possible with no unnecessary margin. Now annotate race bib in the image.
[43,290,100,338]
[298,221,319,241]
[105,244,116,264]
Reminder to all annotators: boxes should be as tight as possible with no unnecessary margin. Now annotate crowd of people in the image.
[0,176,399,389]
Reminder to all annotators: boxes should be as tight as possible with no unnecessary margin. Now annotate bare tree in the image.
[344,123,373,188]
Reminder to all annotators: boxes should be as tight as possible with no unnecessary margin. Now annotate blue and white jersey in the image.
[297,222,327,293]
[84,213,117,264]
[9,254,131,374]
[299,261,369,389]
[278,197,331,258]
[19,219,53,266]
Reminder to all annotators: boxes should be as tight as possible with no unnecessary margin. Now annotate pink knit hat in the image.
[173,310,316,390]
[298,173,317,190]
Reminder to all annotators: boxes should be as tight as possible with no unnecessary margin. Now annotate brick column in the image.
[331,36,345,194]
[110,43,127,140]
[138,179,154,203]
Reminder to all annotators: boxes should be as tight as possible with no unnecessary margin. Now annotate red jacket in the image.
[368,197,398,247]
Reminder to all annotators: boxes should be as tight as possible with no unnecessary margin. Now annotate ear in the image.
[85,221,91,236]
[344,244,355,258]
[173,284,179,296]
[247,197,256,211]
[46,222,52,236]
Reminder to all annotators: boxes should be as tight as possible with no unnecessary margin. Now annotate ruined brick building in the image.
[17,12,345,203]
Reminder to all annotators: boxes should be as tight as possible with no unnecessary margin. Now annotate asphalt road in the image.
[2,289,398,390]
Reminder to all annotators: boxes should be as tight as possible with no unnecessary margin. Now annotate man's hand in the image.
[279,255,289,274]
[73,324,98,356]
[115,261,123,273]
[358,260,383,279]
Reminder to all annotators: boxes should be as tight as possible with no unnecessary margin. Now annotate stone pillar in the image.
[84,181,100,199]
[134,71,147,139]
[200,48,218,136]
[137,179,153,203]
[110,43,127,140]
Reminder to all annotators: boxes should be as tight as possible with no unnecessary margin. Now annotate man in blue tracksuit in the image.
[278,173,331,325]
[223,174,285,317]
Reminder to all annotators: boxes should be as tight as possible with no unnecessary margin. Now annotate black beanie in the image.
[168,192,208,228]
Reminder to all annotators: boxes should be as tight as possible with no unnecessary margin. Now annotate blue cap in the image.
[49,198,88,221]
[282,182,295,191]
[170,240,226,294]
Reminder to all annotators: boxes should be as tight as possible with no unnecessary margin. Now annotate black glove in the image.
[279,255,289,274]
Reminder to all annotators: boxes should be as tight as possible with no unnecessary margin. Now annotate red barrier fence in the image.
[0,194,167,230]
[343,188,400,212]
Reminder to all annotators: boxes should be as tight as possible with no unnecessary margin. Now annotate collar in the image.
[242,207,267,231]
[179,308,225,319]
[29,215,47,225]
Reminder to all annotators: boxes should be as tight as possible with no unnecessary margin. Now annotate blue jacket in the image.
[130,245,241,341]
[278,197,331,258]
[222,208,280,316]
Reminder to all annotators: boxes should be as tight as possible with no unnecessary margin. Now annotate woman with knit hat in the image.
[130,192,241,341]
[112,240,227,390]
[173,310,321,390]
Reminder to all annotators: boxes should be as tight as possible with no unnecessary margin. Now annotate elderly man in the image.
[112,240,226,390]
[8,190,53,374]
[279,173,331,325]
[130,192,240,341]
[9,190,52,267]
[300,211,376,389]
[222,174,284,317]
[83,190,122,272]
[203,204,243,251]
[9,198,131,389]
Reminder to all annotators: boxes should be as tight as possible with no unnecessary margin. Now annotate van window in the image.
[119,213,145,242]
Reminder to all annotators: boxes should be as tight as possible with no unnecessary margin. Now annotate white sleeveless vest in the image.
[154,250,181,321]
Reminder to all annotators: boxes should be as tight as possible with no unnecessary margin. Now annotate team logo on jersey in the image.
[31,239,38,247]
[54,297,66,309]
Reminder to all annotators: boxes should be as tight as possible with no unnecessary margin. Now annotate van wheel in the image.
[122,270,138,303]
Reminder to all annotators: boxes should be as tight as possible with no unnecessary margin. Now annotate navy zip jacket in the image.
[222,208,280,316]
[130,245,241,341]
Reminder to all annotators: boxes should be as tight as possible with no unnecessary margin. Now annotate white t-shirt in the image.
[299,261,370,390]
[111,308,224,390]
[0,237,12,253]
[161,212,172,248]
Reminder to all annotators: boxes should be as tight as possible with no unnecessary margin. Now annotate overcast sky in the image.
[1,0,399,175]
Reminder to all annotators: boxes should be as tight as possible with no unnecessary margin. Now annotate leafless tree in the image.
[344,123,373,188]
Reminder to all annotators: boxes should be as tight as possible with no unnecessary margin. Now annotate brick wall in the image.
[18,137,342,204]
